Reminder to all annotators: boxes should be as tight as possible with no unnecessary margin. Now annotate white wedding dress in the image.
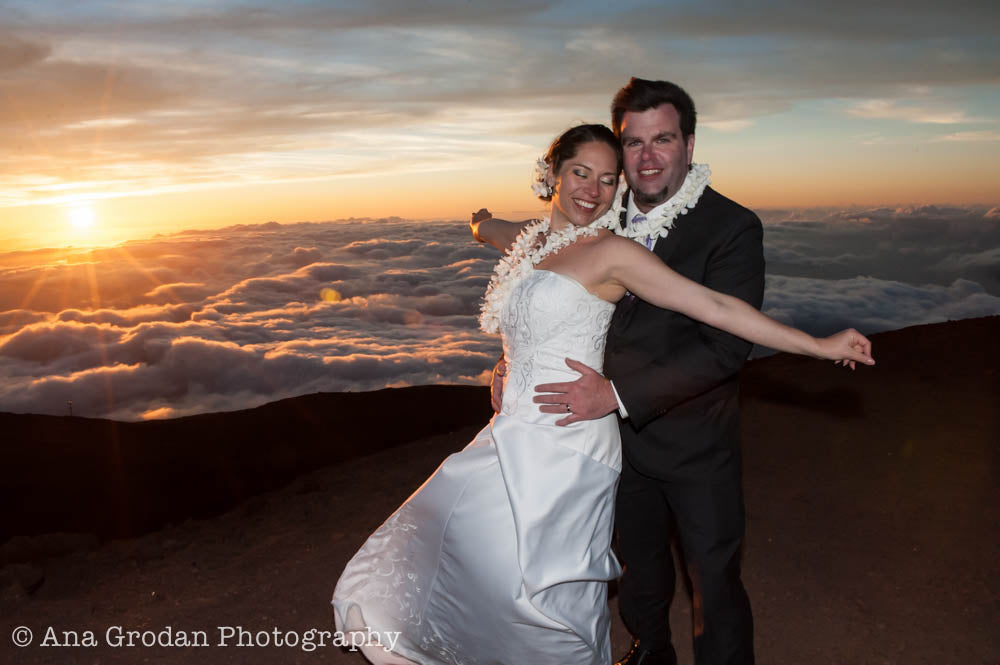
[332,269,622,665]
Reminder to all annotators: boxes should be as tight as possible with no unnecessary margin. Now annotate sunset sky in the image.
[3,1,999,420]
[2,1,998,250]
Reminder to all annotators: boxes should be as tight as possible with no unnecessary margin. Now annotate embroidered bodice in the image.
[499,269,615,418]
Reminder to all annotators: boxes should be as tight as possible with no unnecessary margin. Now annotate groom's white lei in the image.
[477,163,711,334]
[613,163,711,242]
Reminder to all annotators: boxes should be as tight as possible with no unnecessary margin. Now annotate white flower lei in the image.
[478,217,604,333]
[616,163,711,242]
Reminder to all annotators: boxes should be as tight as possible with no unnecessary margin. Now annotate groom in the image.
[533,78,764,665]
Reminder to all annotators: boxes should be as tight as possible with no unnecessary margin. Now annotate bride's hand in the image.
[817,328,875,370]
[470,208,492,243]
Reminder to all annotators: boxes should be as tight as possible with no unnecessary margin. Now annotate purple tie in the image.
[631,214,654,250]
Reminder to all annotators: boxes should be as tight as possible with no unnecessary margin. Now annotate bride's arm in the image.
[470,209,532,252]
[470,208,530,414]
[603,236,874,365]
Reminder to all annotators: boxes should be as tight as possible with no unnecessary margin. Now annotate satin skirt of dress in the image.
[332,412,621,665]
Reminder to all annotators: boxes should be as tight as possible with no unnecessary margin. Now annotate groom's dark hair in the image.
[611,78,697,140]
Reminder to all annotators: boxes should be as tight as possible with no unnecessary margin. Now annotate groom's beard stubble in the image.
[633,182,672,209]
[630,163,693,209]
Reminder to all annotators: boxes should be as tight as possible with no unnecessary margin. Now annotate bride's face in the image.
[550,141,619,229]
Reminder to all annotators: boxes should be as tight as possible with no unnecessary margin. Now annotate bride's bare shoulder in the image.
[586,232,652,274]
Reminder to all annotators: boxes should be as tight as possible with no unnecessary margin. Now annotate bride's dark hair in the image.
[537,124,622,201]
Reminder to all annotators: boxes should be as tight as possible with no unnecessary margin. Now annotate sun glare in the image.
[68,204,97,231]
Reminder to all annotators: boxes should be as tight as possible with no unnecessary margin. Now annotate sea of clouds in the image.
[1,205,998,420]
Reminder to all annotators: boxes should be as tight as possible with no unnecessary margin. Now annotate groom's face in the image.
[620,104,695,213]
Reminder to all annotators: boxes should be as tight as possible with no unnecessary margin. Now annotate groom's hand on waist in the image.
[491,357,506,413]
[534,358,618,426]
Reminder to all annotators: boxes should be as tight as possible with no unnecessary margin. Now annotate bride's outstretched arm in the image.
[470,209,532,252]
[604,236,874,366]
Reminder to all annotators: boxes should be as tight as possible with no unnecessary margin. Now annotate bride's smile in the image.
[549,141,620,230]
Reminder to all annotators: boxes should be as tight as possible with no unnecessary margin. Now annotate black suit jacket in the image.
[603,186,765,480]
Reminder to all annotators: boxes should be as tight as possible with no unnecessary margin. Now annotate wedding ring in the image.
[565,404,572,413]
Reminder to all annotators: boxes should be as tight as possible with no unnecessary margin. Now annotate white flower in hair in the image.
[530,157,553,198]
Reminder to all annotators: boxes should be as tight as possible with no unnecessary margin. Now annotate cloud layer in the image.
[0,219,500,419]
[2,206,999,420]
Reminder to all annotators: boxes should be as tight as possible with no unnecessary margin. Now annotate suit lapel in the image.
[611,195,640,329]
[651,216,687,267]
[616,190,628,232]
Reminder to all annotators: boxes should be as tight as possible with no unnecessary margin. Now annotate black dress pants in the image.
[615,451,754,665]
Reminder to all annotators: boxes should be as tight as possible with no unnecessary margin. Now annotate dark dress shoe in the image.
[614,639,677,665]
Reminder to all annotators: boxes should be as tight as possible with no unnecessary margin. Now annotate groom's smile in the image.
[620,104,695,212]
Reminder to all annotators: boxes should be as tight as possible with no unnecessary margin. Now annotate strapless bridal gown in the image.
[332,269,622,665]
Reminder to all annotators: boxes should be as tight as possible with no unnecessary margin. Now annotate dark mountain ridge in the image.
[1,385,492,542]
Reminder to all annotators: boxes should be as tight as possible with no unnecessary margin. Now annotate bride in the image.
[332,124,873,665]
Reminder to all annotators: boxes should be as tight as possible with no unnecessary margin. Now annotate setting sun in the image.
[68,204,96,231]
